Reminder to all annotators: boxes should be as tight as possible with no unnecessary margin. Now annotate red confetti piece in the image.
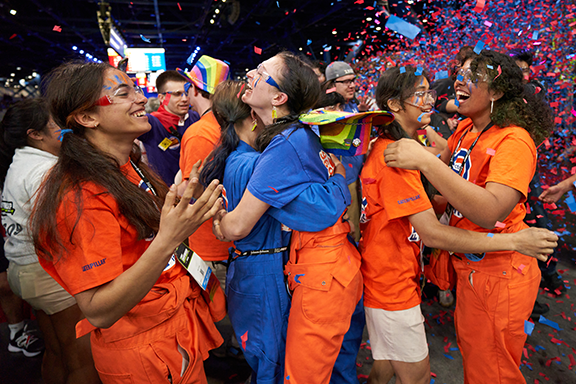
[53,25,62,32]
[254,46,262,55]
[494,221,505,228]
[9,33,17,39]
[177,3,182,10]
[486,148,496,156]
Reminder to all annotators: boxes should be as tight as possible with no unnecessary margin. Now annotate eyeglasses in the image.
[249,63,283,92]
[95,84,145,106]
[455,68,490,84]
[333,78,356,86]
[162,90,188,98]
[405,89,437,108]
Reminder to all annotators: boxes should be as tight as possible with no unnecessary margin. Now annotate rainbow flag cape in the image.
[299,109,394,156]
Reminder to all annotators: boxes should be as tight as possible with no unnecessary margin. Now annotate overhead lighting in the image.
[332,30,337,35]
[72,46,78,50]
[210,19,215,24]
[79,50,84,54]
[299,47,302,51]
[215,9,220,14]
[32,72,37,77]
[376,27,381,31]
[10,73,15,77]
[10,9,17,16]
[366,17,372,21]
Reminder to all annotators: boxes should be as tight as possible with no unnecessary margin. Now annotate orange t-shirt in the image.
[39,162,185,296]
[179,111,229,261]
[359,138,432,311]
[447,118,537,268]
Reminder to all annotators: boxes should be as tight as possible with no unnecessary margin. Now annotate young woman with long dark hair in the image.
[203,78,355,383]
[212,52,361,383]
[0,98,99,383]
[383,51,556,383]
[361,65,556,384]
[30,62,224,383]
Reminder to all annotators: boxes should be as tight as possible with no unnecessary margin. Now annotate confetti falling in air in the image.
[254,46,262,55]
[52,25,62,32]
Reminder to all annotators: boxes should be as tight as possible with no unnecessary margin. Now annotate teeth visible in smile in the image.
[132,111,146,117]
[456,91,470,98]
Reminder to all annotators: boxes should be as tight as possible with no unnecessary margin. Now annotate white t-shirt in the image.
[2,146,57,265]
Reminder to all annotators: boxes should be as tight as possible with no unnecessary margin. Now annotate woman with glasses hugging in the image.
[213,52,362,384]
[383,51,556,383]
[360,64,557,384]
[30,62,225,383]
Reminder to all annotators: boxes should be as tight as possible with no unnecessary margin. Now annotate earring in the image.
[490,99,494,114]
[251,119,258,131]
[94,122,99,128]
[272,106,278,120]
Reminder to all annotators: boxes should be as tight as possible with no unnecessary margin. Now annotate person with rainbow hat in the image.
[178,55,238,352]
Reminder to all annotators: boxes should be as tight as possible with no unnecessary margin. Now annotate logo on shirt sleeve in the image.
[82,258,107,272]
[1,201,15,216]
[318,150,335,177]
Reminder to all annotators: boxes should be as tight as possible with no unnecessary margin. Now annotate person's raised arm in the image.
[74,166,223,329]
[384,138,526,228]
[409,208,557,261]
[539,174,576,203]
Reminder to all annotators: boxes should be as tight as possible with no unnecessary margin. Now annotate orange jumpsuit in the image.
[39,162,224,383]
[447,119,539,383]
[284,218,363,384]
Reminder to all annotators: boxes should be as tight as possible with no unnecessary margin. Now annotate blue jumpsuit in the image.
[224,140,350,384]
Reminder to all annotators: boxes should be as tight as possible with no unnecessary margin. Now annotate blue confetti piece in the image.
[532,31,539,40]
[255,21,260,25]
[487,64,494,69]
[444,353,454,359]
[473,40,485,54]
[454,98,460,107]
[399,66,406,74]
[437,153,442,158]
[277,1,280,7]
[450,347,459,351]
[565,191,576,212]
[140,34,151,43]
[307,39,312,45]
[431,380,435,384]
[487,233,494,238]
[435,70,449,81]
[539,315,562,331]
[286,376,290,380]
[415,67,423,76]
[457,74,464,82]
[385,15,422,40]
[524,320,535,336]
[367,339,370,344]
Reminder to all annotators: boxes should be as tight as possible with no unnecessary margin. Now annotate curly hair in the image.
[470,50,554,145]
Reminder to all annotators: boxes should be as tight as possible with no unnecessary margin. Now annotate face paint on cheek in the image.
[418,77,425,87]
[253,77,261,88]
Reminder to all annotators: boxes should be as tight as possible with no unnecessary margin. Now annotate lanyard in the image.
[448,121,494,176]
[130,160,158,196]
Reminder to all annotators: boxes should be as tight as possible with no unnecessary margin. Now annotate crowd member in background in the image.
[383,50,555,384]
[362,64,557,384]
[138,70,199,185]
[31,62,225,383]
[322,60,367,384]
[179,56,230,283]
[429,46,475,140]
[204,80,353,383]
[508,48,565,315]
[0,98,98,383]
[0,240,44,358]
[311,60,327,83]
[215,52,361,384]
[178,56,241,358]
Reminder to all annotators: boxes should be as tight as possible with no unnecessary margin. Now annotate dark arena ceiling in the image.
[0,0,411,82]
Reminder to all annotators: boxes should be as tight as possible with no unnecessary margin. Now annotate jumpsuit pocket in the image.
[508,274,540,336]
[301,278,356,324]
[95,370,134,384]
[227,286,264,358]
